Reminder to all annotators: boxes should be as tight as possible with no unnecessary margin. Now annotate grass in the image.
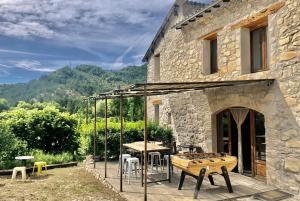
[0,166,125,201]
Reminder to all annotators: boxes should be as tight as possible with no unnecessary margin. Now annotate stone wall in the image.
[146,0,300,195]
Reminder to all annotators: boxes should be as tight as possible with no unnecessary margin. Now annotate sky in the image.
[0,0,210,84]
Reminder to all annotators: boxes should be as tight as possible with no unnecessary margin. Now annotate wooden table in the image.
[123,141,171,185]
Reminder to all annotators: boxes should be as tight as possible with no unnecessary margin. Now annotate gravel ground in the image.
[0,167,126,201]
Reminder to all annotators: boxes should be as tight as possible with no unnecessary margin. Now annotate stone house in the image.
[143,0,300,195]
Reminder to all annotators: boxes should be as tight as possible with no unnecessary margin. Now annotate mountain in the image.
[0,64,147,112]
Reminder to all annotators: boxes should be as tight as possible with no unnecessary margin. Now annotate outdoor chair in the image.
[125,157,140,184]
[162,155,174,179]
[148,152,162,173]
[32,161,47,176]
[118,154,131,176]
[11,167,26,181]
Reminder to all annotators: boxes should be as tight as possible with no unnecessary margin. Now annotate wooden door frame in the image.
[217,109,266,178]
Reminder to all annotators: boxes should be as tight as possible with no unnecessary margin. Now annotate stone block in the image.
[295,175,300,183]
[286,140,300,148]
[285,158,300,173]
[280,51,297,61]
[279,37,290,45]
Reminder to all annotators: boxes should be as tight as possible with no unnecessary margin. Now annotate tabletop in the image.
[15,156,34,160]
[123,141,170,152]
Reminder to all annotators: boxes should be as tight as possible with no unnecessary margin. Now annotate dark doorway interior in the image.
[217,108,266,178]
[241,113,252,175]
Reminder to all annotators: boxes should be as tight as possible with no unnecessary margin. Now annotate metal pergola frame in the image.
[84,79,274,201]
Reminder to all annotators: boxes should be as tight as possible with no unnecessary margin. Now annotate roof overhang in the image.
[174,0,231,30]
[87,79,274,100]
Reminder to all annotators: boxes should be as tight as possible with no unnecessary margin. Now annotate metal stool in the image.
[148,152,162,173]
[163,155,174,179]
[125,157,140,184]
[11,167,26,181]
[118,154,131,175]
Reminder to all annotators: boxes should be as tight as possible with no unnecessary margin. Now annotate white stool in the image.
[11,167,26,181]
[118,154,131,175]
[163,155,174,179]
[148,152,162,173]
[125,157,140,184]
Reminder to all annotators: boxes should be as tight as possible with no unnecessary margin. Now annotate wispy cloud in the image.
[0,0,175,83]
[0,48,62,57]
[9,60,55,72]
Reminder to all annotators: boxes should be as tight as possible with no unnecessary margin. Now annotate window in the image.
[240,18,268,75]
[154,54,160,81]
[210,38,218,73]
[250,26,267,72]
[202,31,219,75]
[154,104,159,123]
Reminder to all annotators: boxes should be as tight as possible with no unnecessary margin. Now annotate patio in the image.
[85,161,293,201]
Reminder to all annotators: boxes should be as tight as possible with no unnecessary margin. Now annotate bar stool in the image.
[148,152,162,173]
[118,154,131,175]
[163,155,174,179]
[125,157,140,184]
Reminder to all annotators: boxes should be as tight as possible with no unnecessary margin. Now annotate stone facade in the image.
[145,0,300,195]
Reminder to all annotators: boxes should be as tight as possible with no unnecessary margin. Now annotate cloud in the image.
[0,48,63,57]
[9,60,55,72]
[0,0,175,83]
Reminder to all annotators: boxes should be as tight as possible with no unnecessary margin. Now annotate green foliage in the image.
[0,122,28,162]
[79,120,172,159]
[95,97,144,121]
[32,150,74,164]
[0,102,80,154]
[0,65,146,114]
[0,98,9,112]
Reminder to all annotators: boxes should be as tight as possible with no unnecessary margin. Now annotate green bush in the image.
[32,150,74,164]
[0,122,28,162]
[0,102,80,154]
[79,120,172,159]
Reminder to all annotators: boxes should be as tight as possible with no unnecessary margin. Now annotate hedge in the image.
[79,119,173,159]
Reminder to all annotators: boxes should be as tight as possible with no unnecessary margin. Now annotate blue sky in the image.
[0,0,211,84]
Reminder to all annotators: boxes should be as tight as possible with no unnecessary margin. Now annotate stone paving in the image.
[86,161,297,201]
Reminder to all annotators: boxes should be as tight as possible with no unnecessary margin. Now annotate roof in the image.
[89,79,274,100]
[174,0,232,30]
[142,1,206,62]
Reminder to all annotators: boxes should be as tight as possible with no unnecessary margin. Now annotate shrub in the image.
[0,122,28,162]
[31,150,74,164]
[79,120,173,159]
[0,103,80,154]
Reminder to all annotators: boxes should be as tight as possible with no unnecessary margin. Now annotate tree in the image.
[2,103,80,154]
[0,98,9,112]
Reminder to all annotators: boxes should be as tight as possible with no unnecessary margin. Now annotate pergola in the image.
[84,79,274,201]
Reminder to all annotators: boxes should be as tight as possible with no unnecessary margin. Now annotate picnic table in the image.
[123,141,171,185]
[15,156,34,166]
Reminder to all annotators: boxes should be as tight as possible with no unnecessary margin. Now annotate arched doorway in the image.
[216,108,266,179]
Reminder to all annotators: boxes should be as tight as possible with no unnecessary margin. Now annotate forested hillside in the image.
[0,64,147,112]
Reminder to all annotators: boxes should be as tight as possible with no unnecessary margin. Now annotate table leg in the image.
[168,150,171,183]
[22,160,26,167]
[208,174,215,185]
[194,168,206,199]
[141,151,143,187]
[178,171,186,190]
[221,166,233,193]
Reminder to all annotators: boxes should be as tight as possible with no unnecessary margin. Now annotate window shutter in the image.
[240,28,251,74]
[202,40,211,75]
